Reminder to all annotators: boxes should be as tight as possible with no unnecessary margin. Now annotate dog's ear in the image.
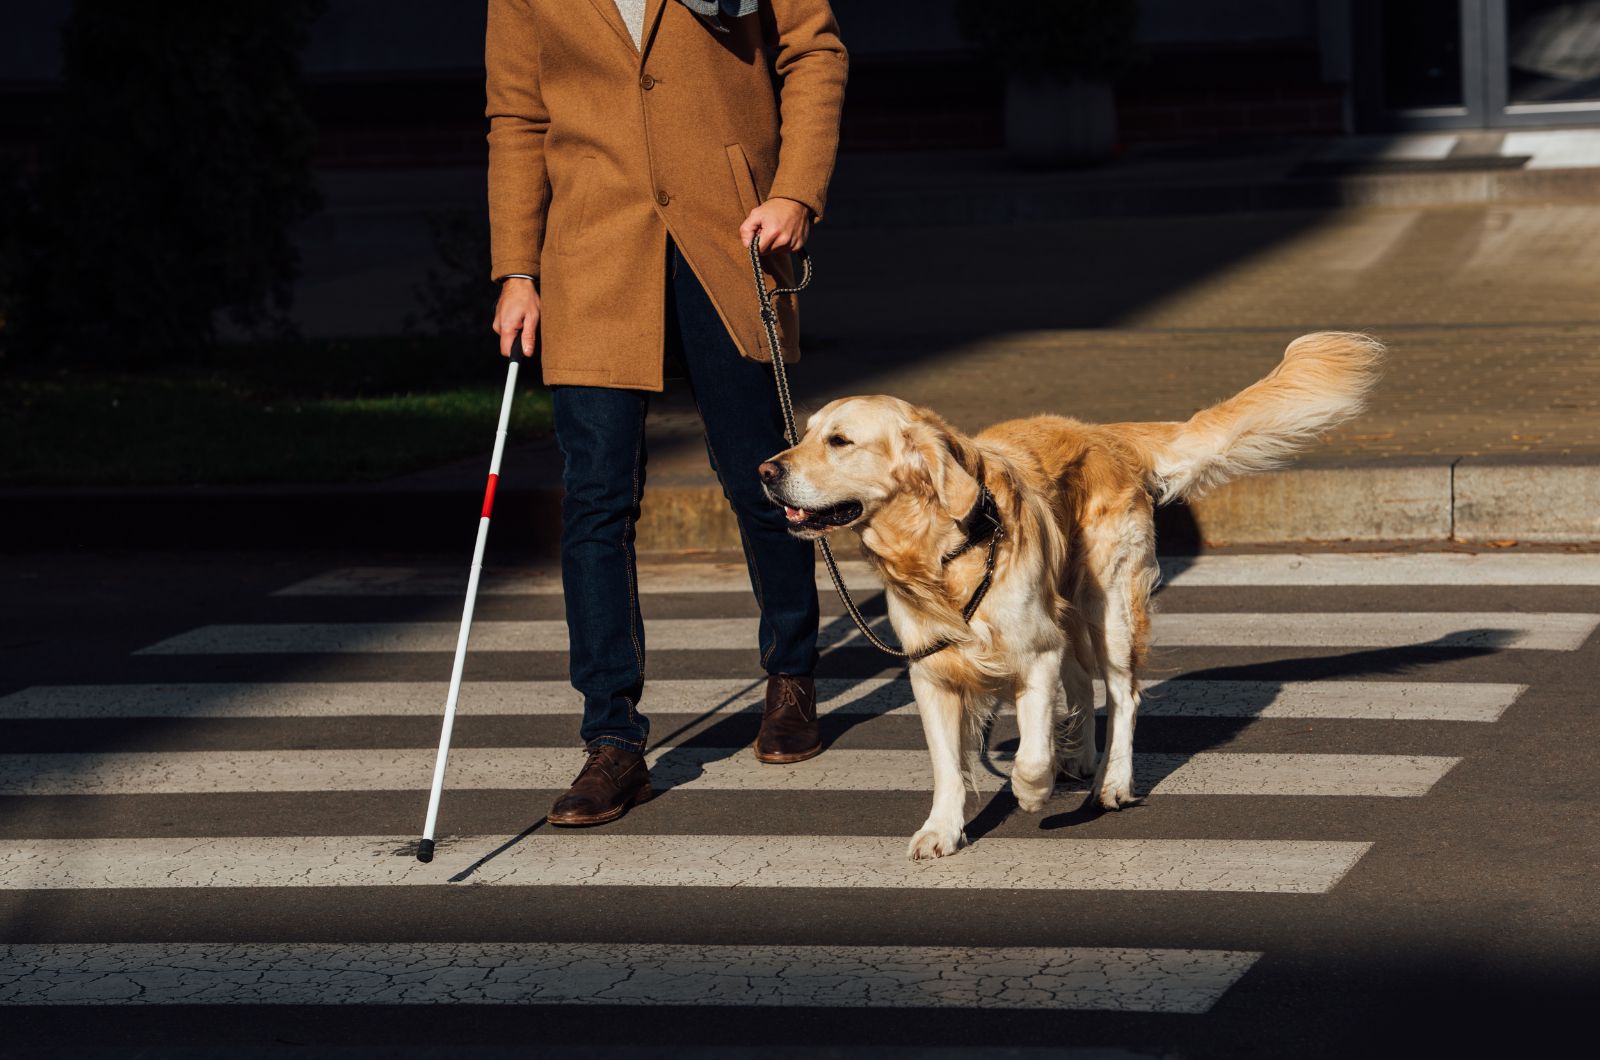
[902,416,980,518]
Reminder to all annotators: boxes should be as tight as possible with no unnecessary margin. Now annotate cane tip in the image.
[416,838,435,864]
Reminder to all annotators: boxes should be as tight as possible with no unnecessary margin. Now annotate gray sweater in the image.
[614,1,761,47]
[613,0,647,48]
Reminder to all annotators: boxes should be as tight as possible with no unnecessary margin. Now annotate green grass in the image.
[1,336,553,486]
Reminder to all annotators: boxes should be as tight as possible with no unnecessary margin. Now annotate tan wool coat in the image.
[486,0,848,391]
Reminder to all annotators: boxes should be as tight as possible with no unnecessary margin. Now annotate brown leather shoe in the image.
[546,744,653,826]
[755,674,821,763]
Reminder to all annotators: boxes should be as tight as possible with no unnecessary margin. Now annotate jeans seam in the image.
[693,390,776,669]
[623,401,647,678]
[622,694,643,747]
[741,518,776,669]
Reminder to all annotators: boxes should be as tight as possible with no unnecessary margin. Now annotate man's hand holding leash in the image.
[740,196,812,255]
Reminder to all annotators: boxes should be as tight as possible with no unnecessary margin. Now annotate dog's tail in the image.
[1119,331,1383,504]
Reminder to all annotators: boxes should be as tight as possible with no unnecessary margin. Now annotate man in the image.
[485,0,848,825]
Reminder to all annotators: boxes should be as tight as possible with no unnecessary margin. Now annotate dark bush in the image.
[0,163,31,364]
[8,1,326,367]
[406,209,498,338]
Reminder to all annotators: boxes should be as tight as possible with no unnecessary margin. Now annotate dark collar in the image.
[941,480,1002,565]
[905,478,1005,660]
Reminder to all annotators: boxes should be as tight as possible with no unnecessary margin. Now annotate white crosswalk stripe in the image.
[0,748,1459,797]
[275,561,885,597]
[133,612,1600,655]
[0,943,1261,1012]
[273,552,1600,596]
[0,678,1525,722]
[1,835,1369,893]
[4,553,1570,1014]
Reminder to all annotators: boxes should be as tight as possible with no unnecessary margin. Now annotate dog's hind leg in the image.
[1062,624,1100,781]
[907,666,969,860]
[1012,649,1065,813]
[1093,665,1140,810]
[1090,528,1157,811]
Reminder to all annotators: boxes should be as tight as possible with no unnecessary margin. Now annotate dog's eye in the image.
[827,435,852,449]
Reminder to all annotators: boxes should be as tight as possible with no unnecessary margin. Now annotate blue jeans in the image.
[553,243,820,751]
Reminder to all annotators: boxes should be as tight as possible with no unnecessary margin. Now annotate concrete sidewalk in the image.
[289,128,1600,339]
[9,194,1600,551]
[824,129,1600,228]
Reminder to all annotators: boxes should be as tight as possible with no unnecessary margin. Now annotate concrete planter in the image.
[1004,73,1117,166]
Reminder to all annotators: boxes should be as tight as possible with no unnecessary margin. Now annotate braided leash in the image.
[748,235,1000,661]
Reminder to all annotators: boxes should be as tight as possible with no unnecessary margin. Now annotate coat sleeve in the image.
[762,0,848,223]
[485,0,550,281]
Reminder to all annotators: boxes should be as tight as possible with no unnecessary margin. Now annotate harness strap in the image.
[942,477,1003,564]
[749,235,1001,661]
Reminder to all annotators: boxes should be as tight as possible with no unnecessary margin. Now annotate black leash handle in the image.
[748,235,988,661]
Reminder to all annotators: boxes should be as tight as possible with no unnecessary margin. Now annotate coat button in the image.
[657,190,670,206]
[640,73,655,90]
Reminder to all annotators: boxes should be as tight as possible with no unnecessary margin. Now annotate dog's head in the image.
[759,395,981,541]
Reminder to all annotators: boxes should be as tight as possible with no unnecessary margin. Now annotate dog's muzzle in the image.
[761,461,864,534]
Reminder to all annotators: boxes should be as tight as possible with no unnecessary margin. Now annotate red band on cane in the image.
[481,473,499,519]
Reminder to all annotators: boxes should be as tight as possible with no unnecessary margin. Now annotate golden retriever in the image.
[759,332,1383,859]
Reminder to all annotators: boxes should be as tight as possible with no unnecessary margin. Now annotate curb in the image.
[5,460,1596,552]
[1453,459,1600,543]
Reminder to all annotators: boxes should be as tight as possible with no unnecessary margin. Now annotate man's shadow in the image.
[643,592,908,789]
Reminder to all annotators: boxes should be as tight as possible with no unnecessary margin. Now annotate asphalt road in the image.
[2,547,1597,1059]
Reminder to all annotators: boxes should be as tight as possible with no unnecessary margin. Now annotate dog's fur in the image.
[762,332,1383,859]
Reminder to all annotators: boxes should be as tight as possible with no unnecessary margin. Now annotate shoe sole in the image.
[546,784,654,827]
[754,744,823,764]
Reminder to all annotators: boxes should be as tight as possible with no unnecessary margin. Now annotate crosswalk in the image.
[273,553,1600,595]
[0,678,1528,721]
[2,835,1369,892]
[0,748,1460,796]
[2,551,1594,1017]
[130,612,1600,653]
[1,943,1260,1012]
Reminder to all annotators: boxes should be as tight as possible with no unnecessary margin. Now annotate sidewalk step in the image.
[7,458,1595,550]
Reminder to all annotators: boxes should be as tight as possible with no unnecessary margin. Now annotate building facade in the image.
[2,1,1598,164]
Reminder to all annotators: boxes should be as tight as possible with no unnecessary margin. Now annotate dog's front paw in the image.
[1014,791,1049,813]
[1090,759,1138,811]
[907,825,966,860]
[1011,761,1055,813]
[1093,781,1138,811]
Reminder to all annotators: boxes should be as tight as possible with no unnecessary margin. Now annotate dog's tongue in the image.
[784,506,809,524]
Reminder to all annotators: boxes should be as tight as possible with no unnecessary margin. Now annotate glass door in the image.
[1490,0,1600,121]
[1356,0,1600,128]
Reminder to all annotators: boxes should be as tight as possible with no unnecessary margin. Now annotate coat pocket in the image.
[725,143,761,217]
[553,156,597,257]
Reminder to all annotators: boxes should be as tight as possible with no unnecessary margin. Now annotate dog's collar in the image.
[942,479,1003,566]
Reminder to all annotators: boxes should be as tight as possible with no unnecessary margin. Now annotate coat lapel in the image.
[584,0,641,58]
[639,0,669,62]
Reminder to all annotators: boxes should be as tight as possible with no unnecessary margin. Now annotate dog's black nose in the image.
[758,461,786,484]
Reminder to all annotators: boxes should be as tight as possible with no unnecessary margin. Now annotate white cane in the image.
[417,351,521,863]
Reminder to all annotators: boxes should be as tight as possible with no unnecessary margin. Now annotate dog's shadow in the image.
[966,630,1515,840]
